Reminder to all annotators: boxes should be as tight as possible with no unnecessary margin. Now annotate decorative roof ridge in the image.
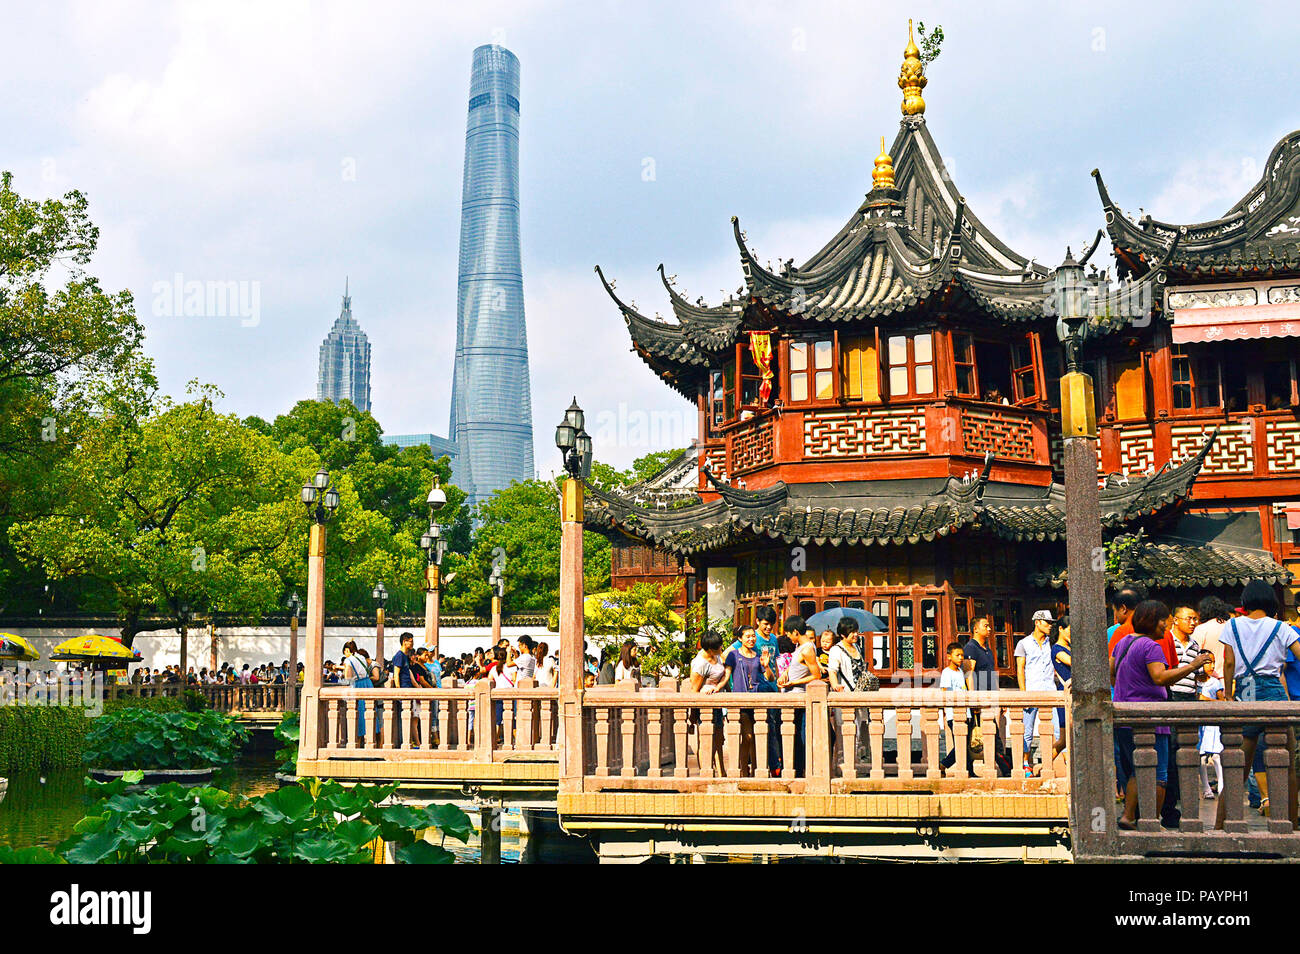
[1085,229,1180,335]
[701,467,790,509]
[583,480,724,524]
[902,120,1036,271]
[656,263,740,319]
[594,264,674,327]
[732,214,876,294]
[878,224,956,282]
[1095,131,1300,262]
[932,450,994,504]
[1096,426,1215,518]
[623,444,698,496]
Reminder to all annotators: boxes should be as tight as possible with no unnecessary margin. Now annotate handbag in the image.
[968,722,985,758]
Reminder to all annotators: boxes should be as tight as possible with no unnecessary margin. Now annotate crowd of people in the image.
[127,662,303,686]
[9,580,1298,821]
[1106,580,1300,831]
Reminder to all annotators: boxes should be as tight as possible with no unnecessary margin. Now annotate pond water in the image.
[0,754,595,863]
[0,754,284,852]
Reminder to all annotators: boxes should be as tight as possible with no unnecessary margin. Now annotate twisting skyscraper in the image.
[448,44,534,507]
[317,280,371,412]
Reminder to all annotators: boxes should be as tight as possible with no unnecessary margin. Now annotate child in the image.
[1197,666,1225,798]
[939,643,971,773]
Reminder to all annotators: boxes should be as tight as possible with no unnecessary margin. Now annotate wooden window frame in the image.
[1011,333,1042,406]
[709,362,736,433]
[784,334,840,406]
[736,341,765,414]
[884,331,937,401]
[1170,343,1224,415]
[951,331,979,399]
[839,329,882,404]
[1111,354,1148,422]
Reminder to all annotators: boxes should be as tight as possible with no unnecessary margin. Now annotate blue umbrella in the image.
[805,606,886,633]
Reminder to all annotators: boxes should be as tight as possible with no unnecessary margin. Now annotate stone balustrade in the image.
[1111,700,1300,858]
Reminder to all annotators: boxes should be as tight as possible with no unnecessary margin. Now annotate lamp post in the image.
[489,564,505,645]
[1051,249,1116,858]
[555,399,592,791]
[372,581,388,664]
[298,466,340,762]
[208,610,218,676]
[286,592,302,710]
[421,477,448,653]
[175,602,193,681]
[555,398,591,690]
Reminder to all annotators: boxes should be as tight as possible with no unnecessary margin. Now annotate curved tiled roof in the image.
[734,216,953,323]
[1095,130,1300,278]
[656,265,743,350]
[1030,538,1292,590]
[599,116,1063,386]
[586,433,1216,555]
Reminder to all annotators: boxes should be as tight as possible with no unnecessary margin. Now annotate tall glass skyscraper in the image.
[448,44,534,507]
[317,280,371,412]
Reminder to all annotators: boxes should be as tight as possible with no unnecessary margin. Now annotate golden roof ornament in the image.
[898,19,927,116]
[872,137,895,190]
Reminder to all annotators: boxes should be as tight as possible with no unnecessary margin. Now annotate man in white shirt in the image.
[1015,610,1061,776]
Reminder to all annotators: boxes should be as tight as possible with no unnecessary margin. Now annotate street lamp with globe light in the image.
[555,399,591,697]
[298,465,340,762]
[421,477,449,652]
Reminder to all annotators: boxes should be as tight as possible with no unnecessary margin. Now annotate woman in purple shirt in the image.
[1111,600,1215,830]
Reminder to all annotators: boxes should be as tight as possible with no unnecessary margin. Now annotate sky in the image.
[4,0,1298,475]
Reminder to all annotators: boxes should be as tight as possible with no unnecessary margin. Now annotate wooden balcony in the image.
[1101,412,1300,490]
[701,400,1054,489]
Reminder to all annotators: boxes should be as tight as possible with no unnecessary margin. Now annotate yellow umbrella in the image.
[49,633,141,666]
[0,633,39,662]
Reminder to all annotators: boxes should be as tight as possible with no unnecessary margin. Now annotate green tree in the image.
[9,385,302,643]
[443,478,610,617]
[265,401,464,537]
[588,448,686,492]
[0,171,153,612]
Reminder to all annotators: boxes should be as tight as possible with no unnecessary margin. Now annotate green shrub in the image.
[0,776,473,864]
[0,705,89,775]
[0,691,218,775]
[83,709,248,771]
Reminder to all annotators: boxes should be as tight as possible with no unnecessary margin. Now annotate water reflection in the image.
[0,758,596,863]
[0,755,284,852]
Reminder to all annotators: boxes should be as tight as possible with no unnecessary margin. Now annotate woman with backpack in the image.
[341,640,374,746]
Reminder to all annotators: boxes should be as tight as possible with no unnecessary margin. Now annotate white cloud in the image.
[1148,154,1263,224]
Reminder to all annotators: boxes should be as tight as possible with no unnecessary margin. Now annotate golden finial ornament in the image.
[872,137,895,190]
[898,19,927,116]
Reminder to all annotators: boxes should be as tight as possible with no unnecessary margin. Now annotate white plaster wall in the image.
[7,626,551,673]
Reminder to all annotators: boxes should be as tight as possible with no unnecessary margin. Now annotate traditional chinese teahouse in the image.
[587,24,1292,683]
[1089,136,1300,591]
